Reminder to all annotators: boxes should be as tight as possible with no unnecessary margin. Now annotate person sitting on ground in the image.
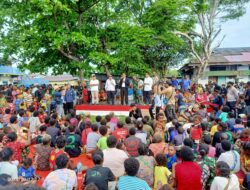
[35,134,54,171]
[217,140,240,173]
[46,118,61,147]
[124,117,134,131]
[50,135,68,170]
[154,153,172,190]
[135,121,148,144]
[97,126,108,151]
[65,125,82,158]
[81,121,92,146]
[18,158,35,180]
[36,125,47,144]
[129,103,142,120]
[142,118,154,140]
[103,136,128,178]
[136,143,155,187]
[166,144,177,171]
[84,150,115,190]
[43,154,77,190]
[124,127,141,157]
[117,157,151,190]
[149,133,168,157]
[174,146,202,190]
[210,161,240,190]
[112,121,128,142]
[0,147,18,179]
[86,124,100,153]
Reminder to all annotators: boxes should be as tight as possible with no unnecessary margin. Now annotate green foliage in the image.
[0,0,195,77]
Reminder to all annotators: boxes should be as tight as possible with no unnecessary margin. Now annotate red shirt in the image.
[49,149,69,169]
[81,128,92,145]
[191,125,202,141]
[6,141,26,162]
[113,128,128,141]
[175,161,202,190]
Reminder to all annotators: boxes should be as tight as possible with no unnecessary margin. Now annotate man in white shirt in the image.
[105,75,116,105]
[143,73,153,105]
[217,140,240,173]
[103,136,128,177]
[90,74,99,104]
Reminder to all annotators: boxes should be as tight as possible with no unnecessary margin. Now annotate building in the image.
[43,74,79,86]
[181,47,250,85]
[0,66,25,85]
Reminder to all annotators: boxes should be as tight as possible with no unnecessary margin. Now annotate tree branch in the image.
[174,31,203,64]
[58,47,81,62]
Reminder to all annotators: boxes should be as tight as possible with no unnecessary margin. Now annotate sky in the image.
[217,3,250,48]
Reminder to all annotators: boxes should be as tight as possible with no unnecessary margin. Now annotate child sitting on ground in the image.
[97,126,108,151]
[18,158,35,180]
[166,144,177,171]
[36,125,47,144]
[154,153,172,190]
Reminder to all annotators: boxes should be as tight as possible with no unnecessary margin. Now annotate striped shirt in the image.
[117,176,150,190]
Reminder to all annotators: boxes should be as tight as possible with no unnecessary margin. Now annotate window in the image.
[228,65,237,71]
[210,66,226,71]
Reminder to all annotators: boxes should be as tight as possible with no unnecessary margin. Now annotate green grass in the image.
[90,115,126,123]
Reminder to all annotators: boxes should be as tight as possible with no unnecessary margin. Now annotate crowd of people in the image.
[0,74,250,190]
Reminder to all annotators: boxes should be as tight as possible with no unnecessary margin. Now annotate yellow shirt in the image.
[210,125,218,136]
[154,166,171,190]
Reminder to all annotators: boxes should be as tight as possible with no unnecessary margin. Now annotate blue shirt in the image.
[172,79,179,88]
[182,79,190,90]
[18,166,35,179]
[15,99,22,111]
[64,89,75,103]
[117,176,150,190]
[166,154,177,170]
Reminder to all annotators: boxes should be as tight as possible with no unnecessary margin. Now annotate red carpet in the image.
[28,145,94,189]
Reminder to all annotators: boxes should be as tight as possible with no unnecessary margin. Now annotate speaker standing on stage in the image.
[90,74,100,105]
[105,75,116,105]
[119,73,130,105]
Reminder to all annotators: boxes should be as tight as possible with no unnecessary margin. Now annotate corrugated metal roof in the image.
[0,66,25,75]
[44,75,79,82]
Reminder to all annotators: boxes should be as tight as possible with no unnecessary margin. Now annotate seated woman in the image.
[35,134,54,171]
[149,133,168,157]
[210,161,240,190]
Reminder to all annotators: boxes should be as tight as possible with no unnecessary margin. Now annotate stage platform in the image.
[75,104,150,116]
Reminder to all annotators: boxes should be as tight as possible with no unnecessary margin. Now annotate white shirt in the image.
[0,161,18,180]
[122,78,126,87]
[103,148,128,177]
[43,168,77,190]
[90,79,99,91]
[105,79,116,91]
[144,77,153,91]
[210,174,240,190]
[217,151,240,173]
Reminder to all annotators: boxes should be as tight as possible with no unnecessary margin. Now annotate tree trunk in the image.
[104,64,111,76]
[79,69,84,84]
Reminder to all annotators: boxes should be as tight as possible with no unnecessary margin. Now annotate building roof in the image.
[190,47,250,65]
[43,75,79,82]
[0,66,25,76]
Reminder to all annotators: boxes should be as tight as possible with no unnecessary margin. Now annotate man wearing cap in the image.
[105,75,116,105]
[90,74,100,105]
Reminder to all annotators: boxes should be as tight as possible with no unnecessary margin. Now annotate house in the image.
[180,47,250,85]
[0,66,25,85]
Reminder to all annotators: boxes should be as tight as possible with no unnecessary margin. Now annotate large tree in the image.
[0,0,194,78]
[175,0,250,80]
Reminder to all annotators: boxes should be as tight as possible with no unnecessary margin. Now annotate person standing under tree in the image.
[64,84,75,114]
[143,73,153,105]
[105,75,116,105]
[90,74,100,105]
[132,76,140,104]
[119,73,130,105]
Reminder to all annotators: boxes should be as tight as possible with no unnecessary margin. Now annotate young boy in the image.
[166,144,177,171]
[36,125,47,144]
[49,135,68,170]
[97,126,108,151]
[112,121,128,142]
[84,150,115,190]
[18,158,35,180]
[190,115,203,144]
[65,125,82,157]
